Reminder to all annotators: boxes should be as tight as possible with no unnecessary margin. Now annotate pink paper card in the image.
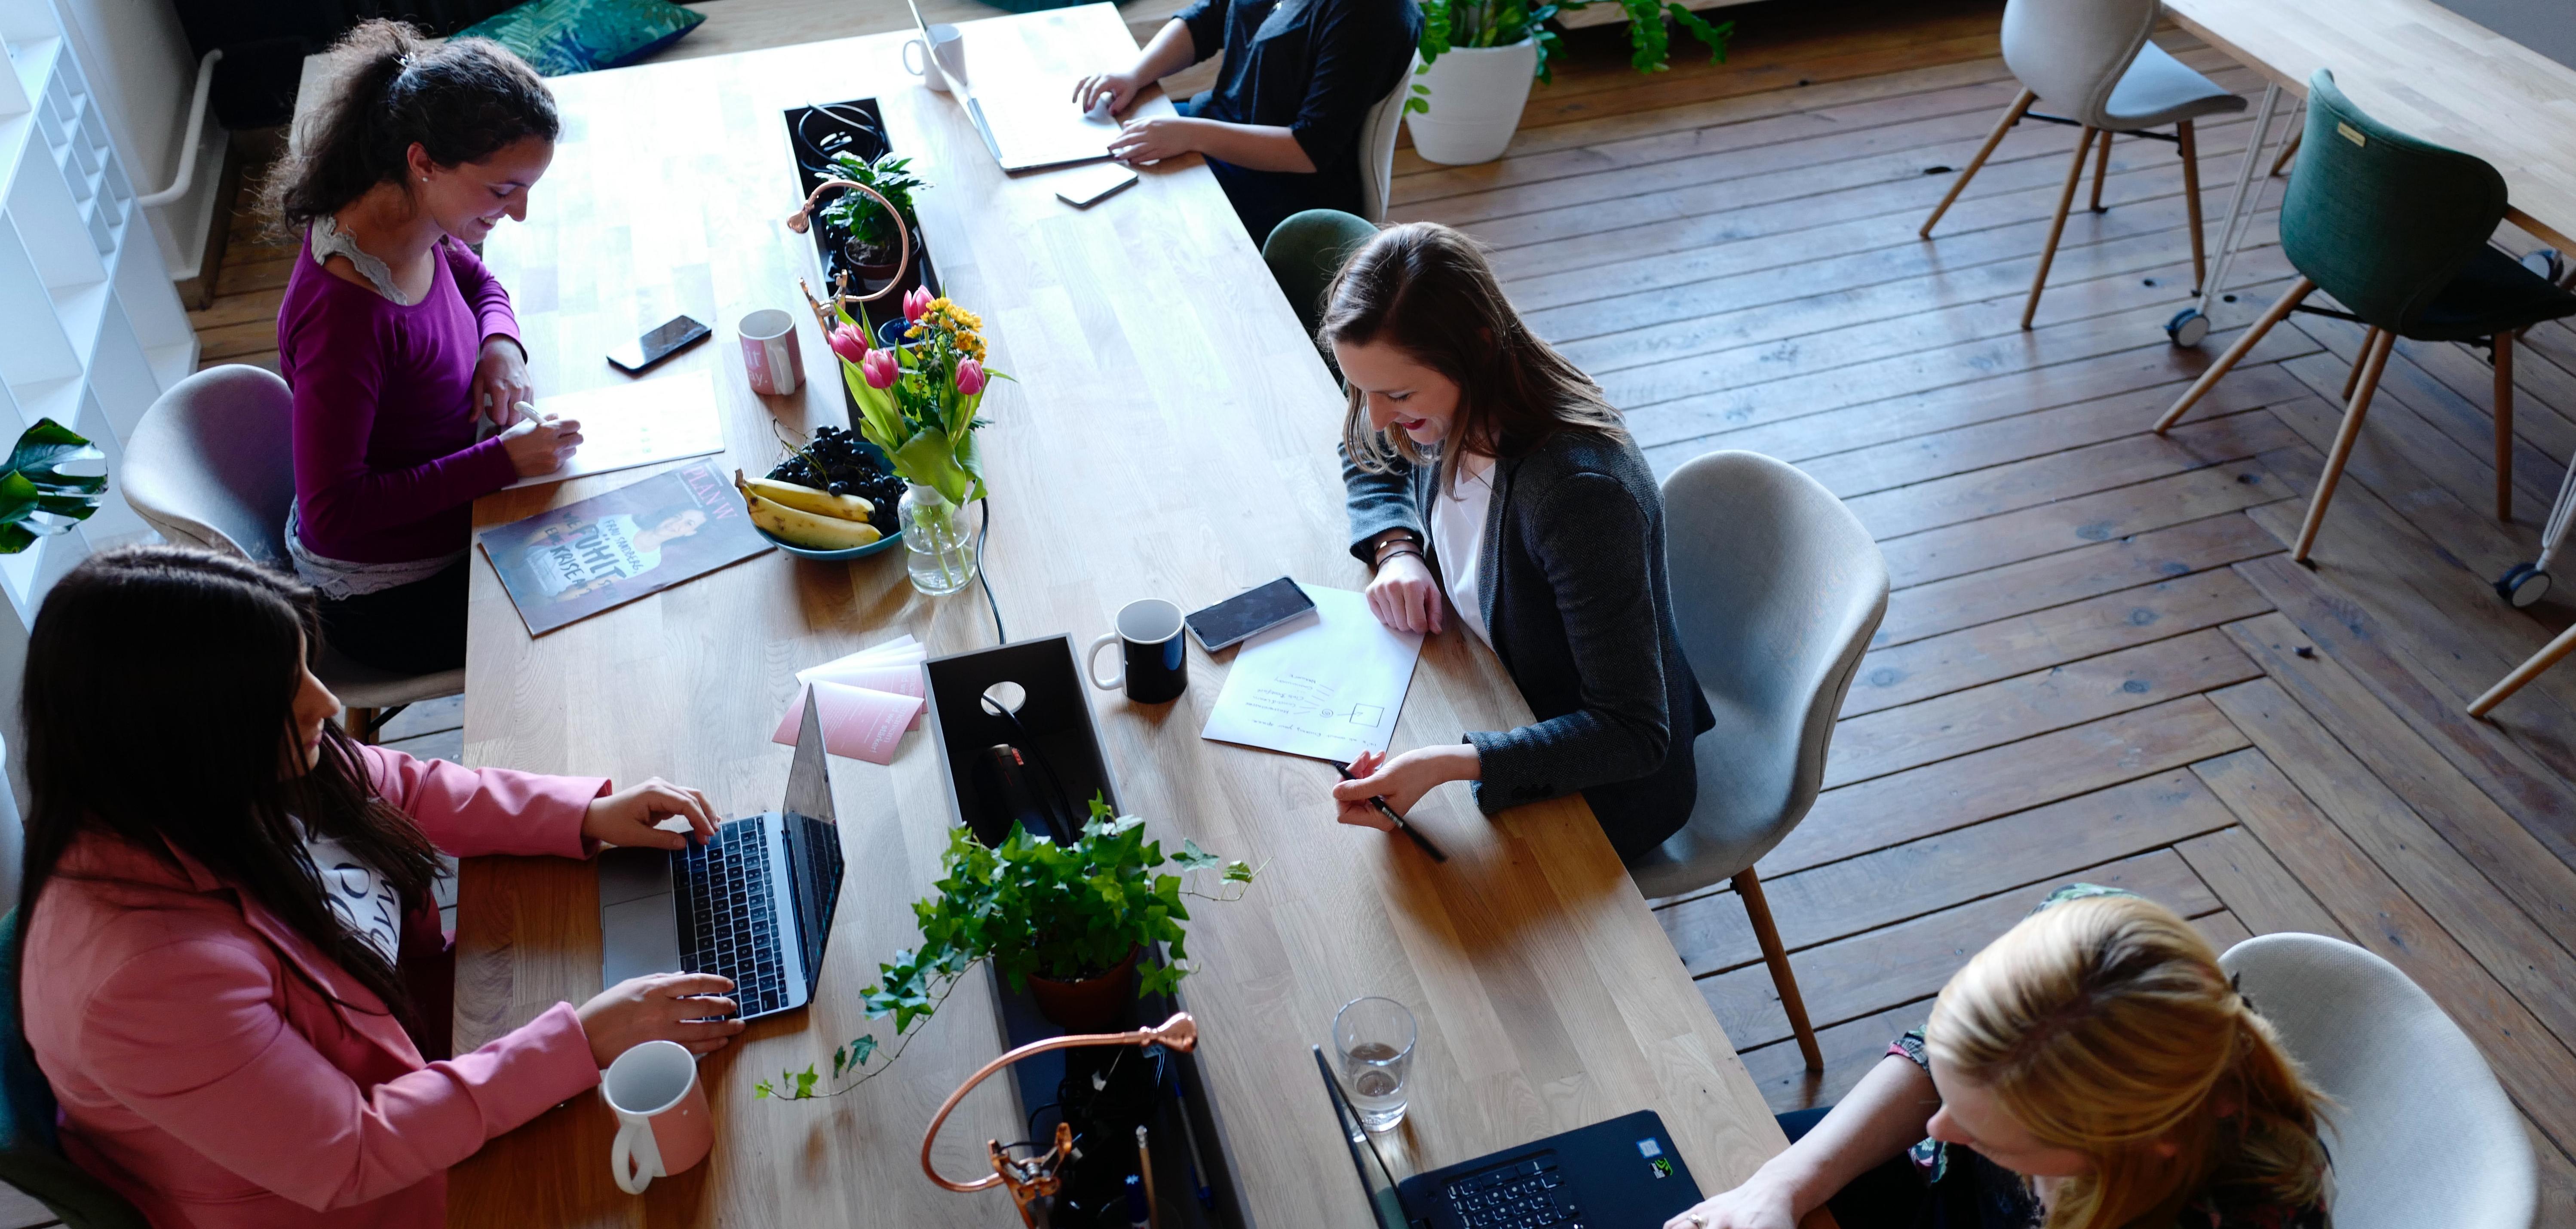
[771,681,923,765]
[802,662,923,696]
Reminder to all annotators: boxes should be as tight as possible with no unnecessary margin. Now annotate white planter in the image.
[1404,39,1538,166]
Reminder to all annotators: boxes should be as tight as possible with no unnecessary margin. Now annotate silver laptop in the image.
[907,0,1119,172]
[598,688,846,1020]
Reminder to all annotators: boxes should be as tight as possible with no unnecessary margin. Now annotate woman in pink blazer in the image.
[13,547,748,1228]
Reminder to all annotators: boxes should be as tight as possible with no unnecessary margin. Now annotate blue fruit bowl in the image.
[756,522,902,561]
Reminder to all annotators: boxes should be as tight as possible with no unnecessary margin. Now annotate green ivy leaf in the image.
[848,1034,879,1068]
[754,1079,774,1099]
[1224,860,1255,884]
[1173,839,1221,872]
[793,1066,819,1099]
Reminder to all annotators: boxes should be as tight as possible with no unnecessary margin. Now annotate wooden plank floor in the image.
[181,0,2576,1216]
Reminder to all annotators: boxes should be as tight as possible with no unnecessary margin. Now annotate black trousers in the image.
[1776,1107,1936,1229]
[316,558,469,676]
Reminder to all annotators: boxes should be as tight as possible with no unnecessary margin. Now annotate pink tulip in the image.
[827,323,869,365]
[860,348,900,390]
[902,287,933,323]
[955,359,986,397]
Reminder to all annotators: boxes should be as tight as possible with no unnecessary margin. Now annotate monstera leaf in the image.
[0,419,107,554]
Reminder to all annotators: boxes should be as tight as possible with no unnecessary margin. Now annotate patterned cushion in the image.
[457,0,706,77]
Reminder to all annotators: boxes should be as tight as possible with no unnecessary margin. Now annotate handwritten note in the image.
[501,370,728,490]
[1201,585,1423,762]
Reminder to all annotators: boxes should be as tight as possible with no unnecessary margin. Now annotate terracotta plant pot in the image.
[1024,946,1141,1031]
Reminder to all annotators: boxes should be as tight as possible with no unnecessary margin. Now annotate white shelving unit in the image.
[0,0,198,822]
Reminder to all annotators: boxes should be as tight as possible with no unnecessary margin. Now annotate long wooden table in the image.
[454,7,1787,1224]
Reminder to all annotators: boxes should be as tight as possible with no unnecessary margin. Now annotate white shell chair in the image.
[1356,61,1416,224]
[120,364,465,741]
[1920,0,2247,328]
[2220,933,2537,1229]
[1631,452,1889,1071]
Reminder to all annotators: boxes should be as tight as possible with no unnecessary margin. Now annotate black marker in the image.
[1331,761,1449,863]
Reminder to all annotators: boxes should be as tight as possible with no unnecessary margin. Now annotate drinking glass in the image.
[1333,996,1417,1132]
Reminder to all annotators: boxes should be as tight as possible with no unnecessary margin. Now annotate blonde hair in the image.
[1926,895,2329,1229]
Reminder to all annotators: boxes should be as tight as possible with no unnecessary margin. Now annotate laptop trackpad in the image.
[602,895,681,986]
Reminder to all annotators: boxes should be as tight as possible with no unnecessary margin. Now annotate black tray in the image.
[782,97,941,307]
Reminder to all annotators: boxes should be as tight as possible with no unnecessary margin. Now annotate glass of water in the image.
[1333,996,1417,1132]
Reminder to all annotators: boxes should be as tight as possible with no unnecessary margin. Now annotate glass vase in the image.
[898,482,978,596]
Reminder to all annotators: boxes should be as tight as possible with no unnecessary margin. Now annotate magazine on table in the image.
[479,461,770,636]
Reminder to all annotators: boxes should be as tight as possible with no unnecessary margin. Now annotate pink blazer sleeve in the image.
[73,938,599,1211]
[362,744,608,859]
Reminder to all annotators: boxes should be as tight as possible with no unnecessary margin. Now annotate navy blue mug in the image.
[1087,599,1187,704]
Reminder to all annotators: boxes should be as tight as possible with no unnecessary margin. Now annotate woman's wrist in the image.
[1429,742,1481,783]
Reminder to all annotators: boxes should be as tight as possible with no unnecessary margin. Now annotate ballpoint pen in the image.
[1331,761,1449,863]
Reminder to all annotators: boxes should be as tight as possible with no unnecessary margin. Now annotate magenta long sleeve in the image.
[281,234,523,564]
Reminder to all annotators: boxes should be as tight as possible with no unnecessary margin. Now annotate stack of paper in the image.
[1201,586,1424,762]
[771,636,929,763]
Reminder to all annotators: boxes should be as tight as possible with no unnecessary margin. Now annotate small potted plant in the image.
[1407,0,1735,165]
[819,286,1006,596]
[755,799,1257,1103]
[816,151,927,290]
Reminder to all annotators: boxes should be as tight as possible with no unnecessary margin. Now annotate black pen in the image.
[1331,761,1449,863]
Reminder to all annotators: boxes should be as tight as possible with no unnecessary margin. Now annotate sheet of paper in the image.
[772,681,923,765]
[1201,585,1425,762]
[797,639,927,729]
[501,370,727,490]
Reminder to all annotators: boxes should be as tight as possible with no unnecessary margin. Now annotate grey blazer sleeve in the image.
[1340,442,1423,564]
[1465,472,1674,814]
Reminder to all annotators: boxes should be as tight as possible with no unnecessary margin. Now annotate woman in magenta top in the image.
[271,22,583,674]
[15,546,742,1227]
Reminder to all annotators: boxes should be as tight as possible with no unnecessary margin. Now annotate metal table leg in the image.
[2167,83,2291,346]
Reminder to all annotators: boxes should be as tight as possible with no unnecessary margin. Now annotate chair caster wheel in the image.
[2167,308,2209,347]
[2521,249,2565,284]
[2497,562,2551,608]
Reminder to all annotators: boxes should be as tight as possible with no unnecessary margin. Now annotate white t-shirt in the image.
[302,830,402,965]
[1427,452,1497,649]
[526,513,663,598]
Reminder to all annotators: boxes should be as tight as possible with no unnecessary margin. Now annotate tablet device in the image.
[1187,577,1316,651]
[1055,163,1139,208]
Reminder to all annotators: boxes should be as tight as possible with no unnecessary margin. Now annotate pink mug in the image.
[740,308,803,396]
[602,1040,712,1195]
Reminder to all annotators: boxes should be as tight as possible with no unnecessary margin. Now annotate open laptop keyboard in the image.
[673,821,788,1018]
[1446,1158,1580,1229]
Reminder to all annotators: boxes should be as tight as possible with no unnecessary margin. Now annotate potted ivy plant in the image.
[1406,0,1735,165]
[816,151,927,288]
[755,799,1258,1103]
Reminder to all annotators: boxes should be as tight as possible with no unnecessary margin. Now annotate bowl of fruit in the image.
[736,426,910,560]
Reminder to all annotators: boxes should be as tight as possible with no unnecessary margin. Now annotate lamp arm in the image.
[919,1011,1199,1192]
[782,177,914,304]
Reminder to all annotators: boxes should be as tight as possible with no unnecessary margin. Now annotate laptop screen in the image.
[780,811,844,992]
[1313,1046,1413,1229]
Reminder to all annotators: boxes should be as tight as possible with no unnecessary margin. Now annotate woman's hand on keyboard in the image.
[584,777,721,850]
[580,972,744,1063]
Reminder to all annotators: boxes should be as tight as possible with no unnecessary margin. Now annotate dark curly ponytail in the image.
[262,19,559,234]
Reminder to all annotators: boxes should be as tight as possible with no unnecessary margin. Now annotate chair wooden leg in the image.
[2470,620,2576,717]
[1734,866,1822,1072]
[2024,127,2098,331]
[2155,276,2315,433]
[2088,130,2112,212]
[1921,89,2037,238]
[2496,330,2516,522]
[2293,329,2397,562]
[2269,129,2303,177]
[2178,120,2206,292]
[347,707,379,744]
[2343,328,2383,402]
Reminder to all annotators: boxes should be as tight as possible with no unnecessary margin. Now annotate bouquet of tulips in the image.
[823,286,1007,509]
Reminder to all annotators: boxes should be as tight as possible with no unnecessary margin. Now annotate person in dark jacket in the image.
[1073,0,1421,243]
[1325,222,1716,863]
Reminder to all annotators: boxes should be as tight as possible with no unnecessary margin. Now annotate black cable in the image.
[976,497,1005,644]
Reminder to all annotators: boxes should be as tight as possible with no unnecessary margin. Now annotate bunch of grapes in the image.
[770,425,908,532]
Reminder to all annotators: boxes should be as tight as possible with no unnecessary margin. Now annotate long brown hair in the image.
[14,547,443,1028]
[1321,222,1627,496]
[1927,895,2331,1229]
[261,19,558,235]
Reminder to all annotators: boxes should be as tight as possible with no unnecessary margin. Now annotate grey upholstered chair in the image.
[1356,63,1415,224]
[120,364,464,742]
[1632,451,1889,1070]
[1263,209,1380,342]
[1920,0,2246,329]
[2220,934,2536,1229]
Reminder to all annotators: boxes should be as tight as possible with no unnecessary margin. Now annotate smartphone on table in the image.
[1187,578,1317,652]
[607,315,711,374]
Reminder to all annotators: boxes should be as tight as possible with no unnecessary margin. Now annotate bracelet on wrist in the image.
[1376,545,1423,569]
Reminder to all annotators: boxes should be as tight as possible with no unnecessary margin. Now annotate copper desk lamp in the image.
[920,1012,1199,1228]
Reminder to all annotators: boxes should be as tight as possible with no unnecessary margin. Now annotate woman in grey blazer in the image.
[1325,223,1714,863]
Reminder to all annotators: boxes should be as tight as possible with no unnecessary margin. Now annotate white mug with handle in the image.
[602,1040,713,1195]
[903,24,967,94]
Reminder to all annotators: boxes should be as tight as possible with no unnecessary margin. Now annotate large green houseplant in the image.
[1406,0,1734,165]
[756,799,1257,1102]
[0,419,106,553]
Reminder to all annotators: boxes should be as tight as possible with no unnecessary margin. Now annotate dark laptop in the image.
[597,687,847,1020]
[1313,1046,1705,1229]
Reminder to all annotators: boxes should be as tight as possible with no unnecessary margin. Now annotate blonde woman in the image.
[1669,887,2332,1229]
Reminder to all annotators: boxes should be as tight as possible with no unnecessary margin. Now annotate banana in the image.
[742,489,883,550]
[736,470,874,521]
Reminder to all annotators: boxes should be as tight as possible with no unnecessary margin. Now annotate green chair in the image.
[1261,209,1379,342]
[0,911,149,1229]
[2154,70,2576,559]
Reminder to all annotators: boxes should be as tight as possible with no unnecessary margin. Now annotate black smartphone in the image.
[1187,577,1317,652]
[607,315,711,374]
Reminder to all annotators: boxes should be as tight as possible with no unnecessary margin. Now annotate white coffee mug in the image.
[602,1040,713,1195]
[903,25,967,93]
[739,308,801,397]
